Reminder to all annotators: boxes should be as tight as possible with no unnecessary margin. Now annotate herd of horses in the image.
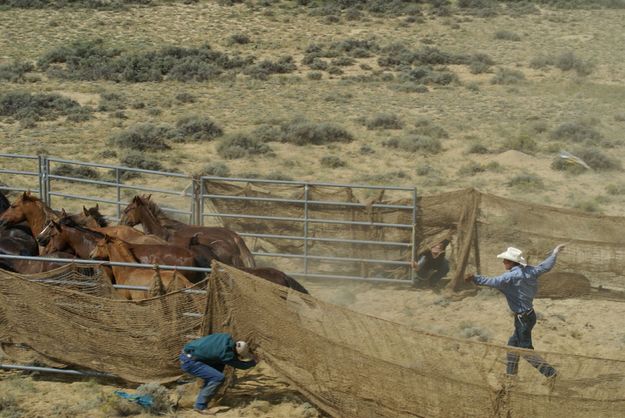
[0,190,308,299]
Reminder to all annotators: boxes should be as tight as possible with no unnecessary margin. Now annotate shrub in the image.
[491,67,525,84]
[217,133,273,159]
[245,56,296,80]
[394,82,429,93]
[174,116,223,142]
[502,135,537,153]
[359,171,408,185]
[228,33,251,45]
[277,118,354,145]
[0,91,85,121]
[66,107,92,122]
[413,118,448,139]
[571,199,600,213]
[98,92,126,111]
[320,155,346,168]
[110,123,172,151]
[555,51,593,76]
[52,164,100,179]
[507,174,544,190]
[307,58,329,71]
[200,162,230,177]
[551,158,587,174]
[550,121,602,143]
[175,92,196,103]
[360,144,375,154]
[457,162,487,176]
[120,152,163,171]
[469,52,495,69]
[251,124,280,142]
[265,172,294,181]
[494,30,521,41]
[467,143,489,154]
[574,147,621,171]
[331,57,355,67]
[307,71,323,80]
[606,183,625,195]
[384,135,442,154]
[0,61,35,82]
[529,53,555,69]
[365,113,403,130]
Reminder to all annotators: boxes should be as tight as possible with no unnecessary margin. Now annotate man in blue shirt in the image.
[464,244,565,379]
[180,333,257,414]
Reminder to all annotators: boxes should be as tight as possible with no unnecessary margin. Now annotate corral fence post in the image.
[38,155,50,205]
[192,175,202,226]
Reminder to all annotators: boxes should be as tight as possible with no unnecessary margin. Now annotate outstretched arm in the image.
[471,270,516,289]
[534,243,566,275]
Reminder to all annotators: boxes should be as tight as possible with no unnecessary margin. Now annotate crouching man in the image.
[180,332,257,415]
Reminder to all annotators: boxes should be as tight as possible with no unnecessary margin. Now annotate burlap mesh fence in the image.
[204,183,625,294]
[209,264,625,418]
[0,266,208,383]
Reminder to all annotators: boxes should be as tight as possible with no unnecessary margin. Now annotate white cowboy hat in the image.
[235,341,253,361]
[497,247,527,266]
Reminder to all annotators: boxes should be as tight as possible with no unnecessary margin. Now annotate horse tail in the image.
[233,233,256,268]
[285,274,309,294]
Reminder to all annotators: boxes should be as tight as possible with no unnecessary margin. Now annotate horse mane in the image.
[59,216,105,239]
[140,195,185,226]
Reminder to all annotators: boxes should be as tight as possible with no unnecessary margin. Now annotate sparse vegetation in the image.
[174,116,223,142]
[200,161,230,177]
[0,91,88,121]
[320,155,346,168]
[384,135,443,154]
[217,133,273,159]
[491,67,525,84]
[365,113,403,130]
[494,30,521,41]
[110,123,173,151]
[507,173,545,190]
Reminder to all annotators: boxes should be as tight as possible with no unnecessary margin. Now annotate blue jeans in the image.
[506,310,557,377]
[179,353,225,410]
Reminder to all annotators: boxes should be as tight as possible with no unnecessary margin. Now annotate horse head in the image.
[37,220,61,248]
[120,196,144,226]
[90,235,113,260]
[81,204,108,227]
[0,192,30,226]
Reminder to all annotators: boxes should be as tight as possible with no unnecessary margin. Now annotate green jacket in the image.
[183,333,256,369]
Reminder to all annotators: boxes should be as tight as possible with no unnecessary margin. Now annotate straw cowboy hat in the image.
[497,247,527,266]
[235,341,253,361]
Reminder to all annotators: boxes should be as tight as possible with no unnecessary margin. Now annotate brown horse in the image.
[0,192,102,237]
[39,219,211,282]
[119,195,255,268]
[89,235,193,300]
[240,267,309,294]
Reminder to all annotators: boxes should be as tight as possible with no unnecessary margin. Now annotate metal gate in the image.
[1,154,418,283]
